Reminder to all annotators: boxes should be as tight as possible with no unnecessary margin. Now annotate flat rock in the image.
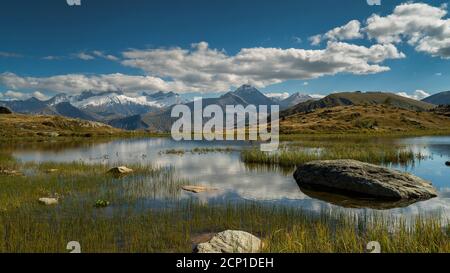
[195,230,261,253]
[107,166,134,176]
[38,198,59,206]
[182,185,217,193]
[294,159,437,200]
[0,169,23,176]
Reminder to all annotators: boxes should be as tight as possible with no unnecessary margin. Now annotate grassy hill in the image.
[281,92,435,117]
[280,104,450,135]
[422,91,450,105]
[0,113,125,140]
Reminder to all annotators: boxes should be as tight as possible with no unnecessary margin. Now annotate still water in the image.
[11,136,450,219]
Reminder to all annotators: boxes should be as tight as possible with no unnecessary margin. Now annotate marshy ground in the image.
[0,137,449,253]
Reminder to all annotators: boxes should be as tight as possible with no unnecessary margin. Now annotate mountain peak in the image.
[235,84,258,93]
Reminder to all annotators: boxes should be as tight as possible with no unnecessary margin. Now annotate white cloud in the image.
[42,56,62,60]
[0,52,22,58]
[310,20,363,45]
[265,92,290,100]
[396,90,430,101]
[310,94,325,99]
[365,3,450,58]
[120,41,404,92]
[3,90,27,100]
[73,52,95,60]
[308,35,322,46]
[0,72,190,94]
[308,3,450,59]
[0,40,404,94]
[435,72,443,76]
[92,50,119,61]
[0,90,49,101]
[32,91,49,100]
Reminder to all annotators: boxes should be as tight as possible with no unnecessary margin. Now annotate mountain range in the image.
[0,90,187,122]
[2,85,450,132]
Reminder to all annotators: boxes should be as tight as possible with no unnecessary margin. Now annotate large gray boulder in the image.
[195,230,261,253]
[294,160,437,200]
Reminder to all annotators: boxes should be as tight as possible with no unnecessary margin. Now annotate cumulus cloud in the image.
[309,3,450,59]
[396,90,430,101]
[73,52,95,60]
[3,90,27,100]
[0,90,49,101]
[310,20,363,45]
[0,40,404,94]
[92,50,119,61]
[32,91,49,100]
[365,2,450,58]
[121,41,404,92]
[0,72,191,94]
[310,94,325,99]
[265,92,290,100]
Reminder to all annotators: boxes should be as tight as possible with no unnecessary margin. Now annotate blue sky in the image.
[1,0,450,100]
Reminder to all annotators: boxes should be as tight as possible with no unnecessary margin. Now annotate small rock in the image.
[182,185,217,193]
[107,166,134,176]
[445,161,450,167]
[38,198,58,206]
[44,169,59,174]
[195,230,261,253]
[0,169,22,176]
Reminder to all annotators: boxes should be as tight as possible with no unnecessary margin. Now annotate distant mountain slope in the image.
[0,90,187,124]
[280,104,450,134]
[114,85,277,131]
[422,91,450,105]
[39,102,100,121]
[0,113,123,139]
[279,93,315,110]
[0,97,48,114]
[109,114,149,130]
[281,92,435,117]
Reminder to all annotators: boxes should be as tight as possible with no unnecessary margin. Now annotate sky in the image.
[1,0,450,101]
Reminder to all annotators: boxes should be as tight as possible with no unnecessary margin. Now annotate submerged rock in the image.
[38,198,59,206]
[195,230,261,253]
[107,166,134,176]
[300,188,422,210]
[182,185,217,193]
[294,160,437,200]
[445,161,450,167]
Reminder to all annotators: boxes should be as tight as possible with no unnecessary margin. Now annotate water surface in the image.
[10,136,450,219]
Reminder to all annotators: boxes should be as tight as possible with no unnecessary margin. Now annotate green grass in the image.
[0,200,448,253]
[241,143,424,168]
[0,147,448,253]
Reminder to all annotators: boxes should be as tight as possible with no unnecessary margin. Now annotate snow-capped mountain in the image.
[44,90,188,119]
[0,90,188,122]
[279,92,315,110]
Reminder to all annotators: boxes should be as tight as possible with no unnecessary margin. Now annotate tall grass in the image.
[241,144,424,168]
[0,201,448,253]
[0,152,448,253]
